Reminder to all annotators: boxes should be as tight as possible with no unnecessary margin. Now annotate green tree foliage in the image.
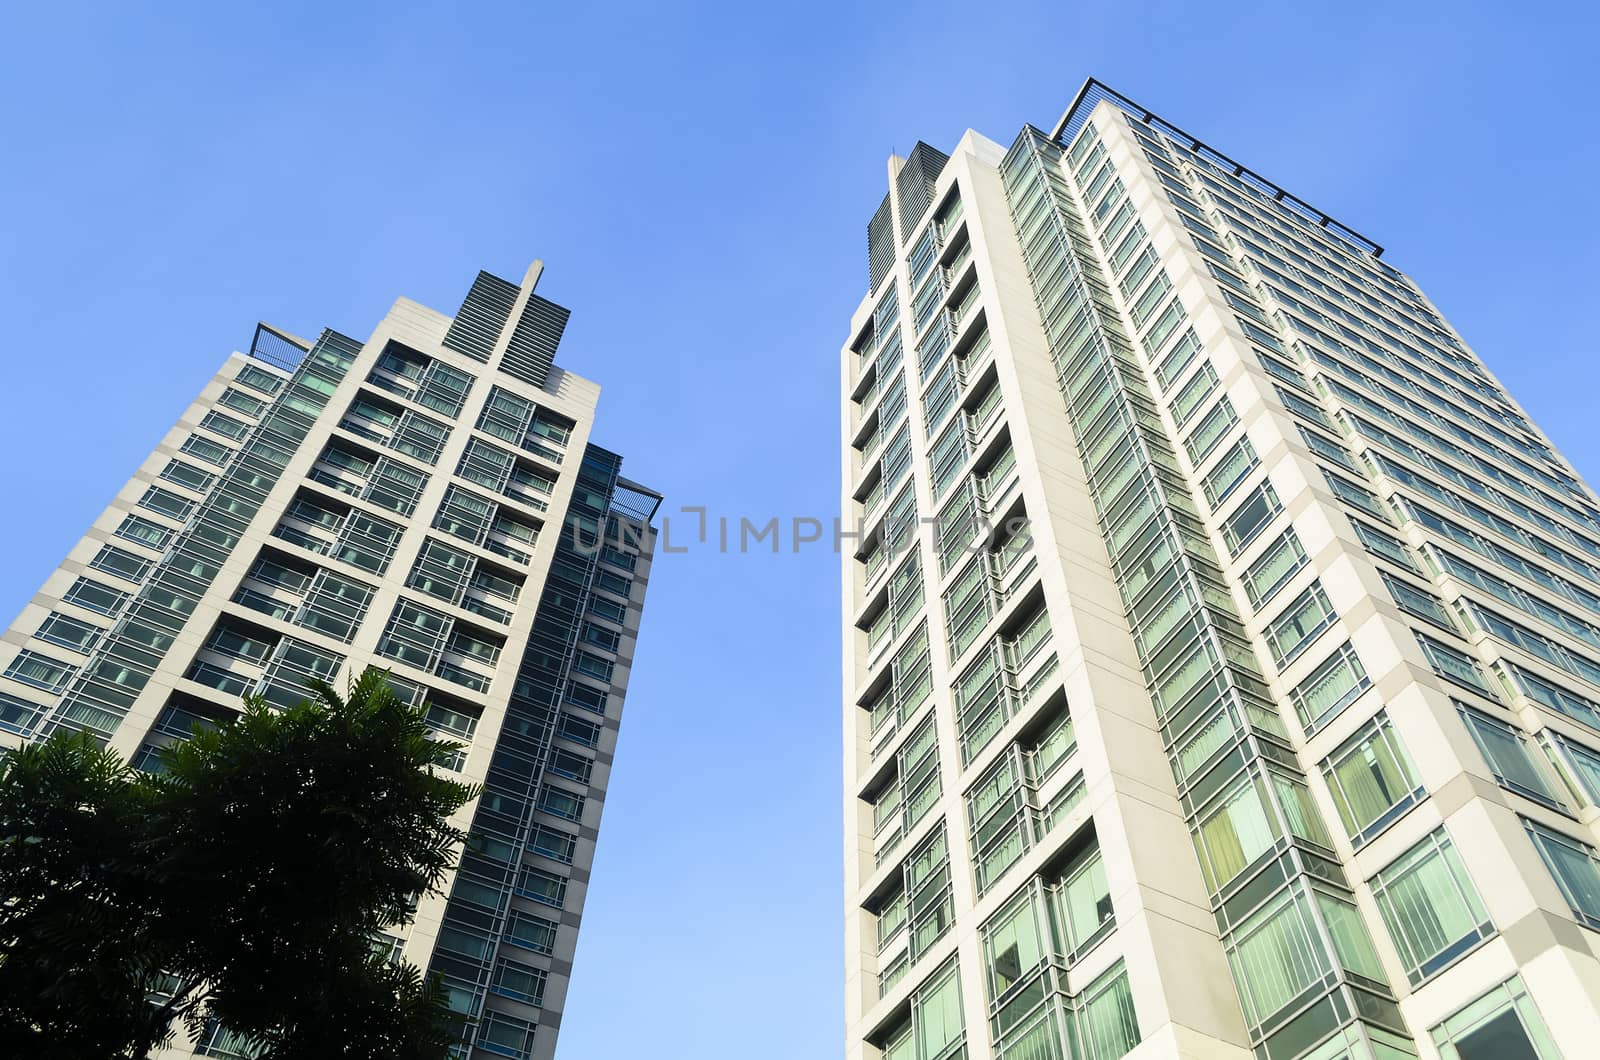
[0,667,476,1059]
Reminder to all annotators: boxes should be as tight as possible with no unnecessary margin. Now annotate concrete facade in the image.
[842,82,1600,1060]
[0,261,659,1060]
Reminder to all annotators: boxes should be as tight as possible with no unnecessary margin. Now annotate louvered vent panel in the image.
[500,294,570,390]
[442,271,520,362]
[895,142,950,239]
[867,194,894,292]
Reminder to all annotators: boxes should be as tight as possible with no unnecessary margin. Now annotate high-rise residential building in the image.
[840,78,1600,1060]
[0,261,659,1060]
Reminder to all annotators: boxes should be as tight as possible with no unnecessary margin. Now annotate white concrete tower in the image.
[0,262,661,1060]
[841,79,1600,1060]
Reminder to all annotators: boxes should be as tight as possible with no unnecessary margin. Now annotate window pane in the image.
[1431,976,1558,1060]
[1265,583,1335,666]
[1371,829,1492,983]
[35,612,102,654]
[1551,734,1600,806]
[1243,530,1306,608]
[1227,887,1332,1030]
[1080,965,1140,1059]
[981,888,1047,1001]
[1058,842,1113,952]
[1459,706,1563,808]
[1221,482,1281,555]
[914,959,964,1057]
[1292,642,1370,732]
[1203,437,1258,509]
[1524,821,1600,929]
[1321,713,1422,844]
[1194,775,1278,891]
[1417,635,1497,699]
[1315,890,1386,982]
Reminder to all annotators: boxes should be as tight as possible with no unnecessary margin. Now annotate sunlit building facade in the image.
[0,261,659,1060]
[841,80,1600,1060]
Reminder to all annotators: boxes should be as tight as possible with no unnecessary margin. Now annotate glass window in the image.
[1320,713,1422,845]
[504,910,556,954]
[1352,520,1418,572]
[981,887,1048,1002]
[1430,975,1559,1060]
[160,459,215,493]
[1242,530,1306,609]
[1238,318,1284,353]
[1205,260,1250,294]
[477,1012,535,1058]
[218,386,266,417]
[116,514,172,550]
[1297,425,1357,471]
[1170,362,1219,427]
[1292,641,1370,733]
[1272,772,1332,849]
[1370,828,1493,984]
[1315,888,1386,983]
[547,748,592,784]
[1056,841,1113,954]
[516,865,567,908]
[195,1022,257,1057]
[1118,245,1160,300]
[1418,635,1497,700]
[1202,437,1258,509]
[1324,470,1390,523]
[1264,582,1336,666]
[0,691,47,736]
[1277,385,1333,428]
[489,959,547,1007]
[557,711,601,747]
[966,752,1030,895]
[1458,706,1564,809]
[913,958,964,1060]
[574,651,613,682]
[876,887,907,953]
[1193,774,1279,891]
[1129,273,1174,330]
[205,623,274,664]
[1079,964,1139,1060]
[1109,225,1147,274]
[1226,886,1333,1031]
[234,363,284,394]
[35,612,102,654]
[88,545,152,583]
[180,433,232,466]
[1155,328,1201,391]
[581,622,620,652]
[1523,820,1600,929]
[892,716,941,840]
[1260,352,1311,393]
[1381,572,1455,632]
[1221,481,1281,555]
[596,570,631,597]
[3,649,74,693]
[1546,732,1600,807]
[537,784,584,822]
[1028,704,1076,784]
[879,1019,914,1060]
[139,486,192,525]
[1184,397,1238,464]
[905,827,954,960]
[199,409,250,440]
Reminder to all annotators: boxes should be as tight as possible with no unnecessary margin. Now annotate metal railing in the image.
[247,322,311,372]
[1049,77,1385,259]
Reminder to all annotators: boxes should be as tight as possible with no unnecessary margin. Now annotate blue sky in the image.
[3,2,1599,1056]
